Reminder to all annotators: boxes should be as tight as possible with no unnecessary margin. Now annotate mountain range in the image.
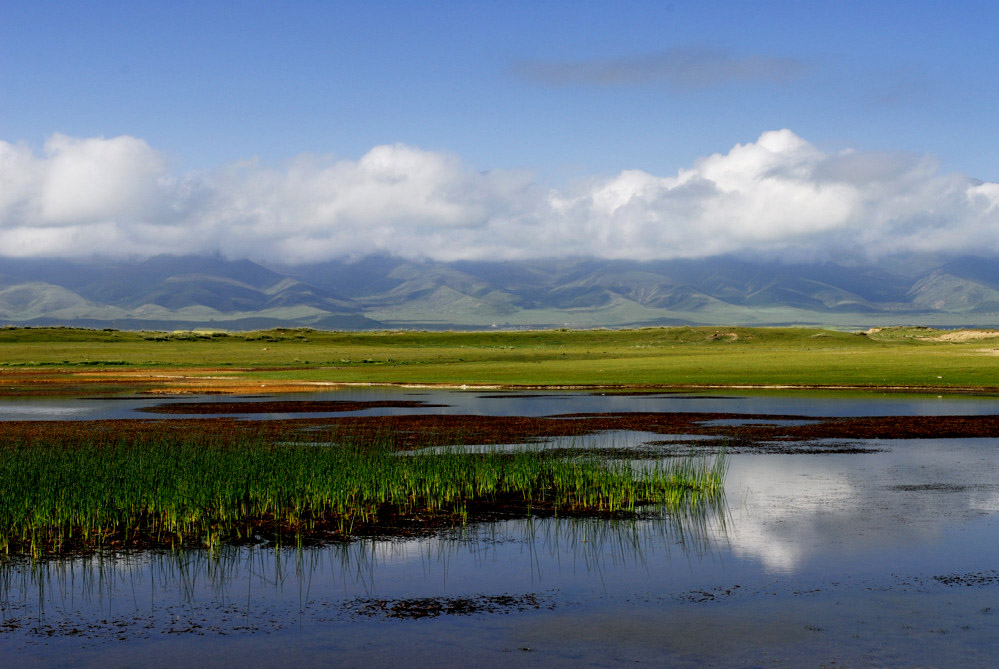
[3,254,999,330]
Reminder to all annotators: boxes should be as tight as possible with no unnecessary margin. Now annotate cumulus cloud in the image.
[0,129,997,264]
[512,46,805,88]
[40,134,167,225]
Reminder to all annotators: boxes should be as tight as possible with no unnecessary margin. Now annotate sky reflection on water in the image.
[3,387,999,421]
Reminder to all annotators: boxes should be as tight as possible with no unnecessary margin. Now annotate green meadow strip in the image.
[3,325,999,390]
[0,431,724,558]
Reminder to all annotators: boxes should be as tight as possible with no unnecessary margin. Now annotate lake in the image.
[2,389,999,666]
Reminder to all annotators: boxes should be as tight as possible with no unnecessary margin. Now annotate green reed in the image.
[0,430,724,558]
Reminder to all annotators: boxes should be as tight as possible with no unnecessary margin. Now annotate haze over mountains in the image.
[3,129,997,333]
[3,254,999,331]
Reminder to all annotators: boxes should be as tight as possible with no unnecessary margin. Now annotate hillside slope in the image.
[2,254,999,329]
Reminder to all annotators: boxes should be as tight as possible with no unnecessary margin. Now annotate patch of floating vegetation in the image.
[891,483,968,493]
[8,408,999,449]
[647,439,885,455]
[0,429,725,559]
[697,418,821,427]
[933,571,999,587]
[346,593,556,619]
[679,584,742,603]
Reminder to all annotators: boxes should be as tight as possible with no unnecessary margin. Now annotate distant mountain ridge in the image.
[2,254,999,330]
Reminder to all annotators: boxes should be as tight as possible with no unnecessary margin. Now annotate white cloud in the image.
[0,130,997,263]
[39,134,166,225]
[0,141,43,226]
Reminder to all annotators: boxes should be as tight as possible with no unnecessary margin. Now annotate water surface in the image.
[3,390,999,665]
[2,387,998,421]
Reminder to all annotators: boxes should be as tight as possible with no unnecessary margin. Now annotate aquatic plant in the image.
[0,429,724,558]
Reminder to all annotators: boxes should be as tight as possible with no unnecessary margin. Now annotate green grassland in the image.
[1,325,998,390]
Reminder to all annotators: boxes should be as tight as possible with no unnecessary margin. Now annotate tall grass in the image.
[0,430,724,558]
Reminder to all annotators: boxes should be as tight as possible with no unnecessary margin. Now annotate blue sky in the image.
[4,0,998,178]
[1,1,998,262]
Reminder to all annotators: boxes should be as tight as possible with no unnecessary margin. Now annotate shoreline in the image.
[5,367,999,397]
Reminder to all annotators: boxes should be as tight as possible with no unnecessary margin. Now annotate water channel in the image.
[2,389,999,666]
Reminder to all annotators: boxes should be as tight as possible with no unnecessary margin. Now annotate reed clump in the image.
[0,430,724,558]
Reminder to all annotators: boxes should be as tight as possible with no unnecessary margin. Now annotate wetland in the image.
[2,327,999,665]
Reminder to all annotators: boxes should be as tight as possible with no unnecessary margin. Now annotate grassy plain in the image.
[2,325,998,392]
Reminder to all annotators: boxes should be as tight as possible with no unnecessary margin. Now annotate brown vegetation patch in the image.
[139,399,447,415]
[7,410,999,453]
[0,368,350,397]
[0,369,147,397]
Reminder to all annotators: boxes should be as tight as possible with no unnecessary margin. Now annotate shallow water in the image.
[3,390,999,665]
[2,387,999,421]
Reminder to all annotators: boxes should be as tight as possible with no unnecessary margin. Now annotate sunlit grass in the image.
[1,325,997,390]
[0,429,724,558]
